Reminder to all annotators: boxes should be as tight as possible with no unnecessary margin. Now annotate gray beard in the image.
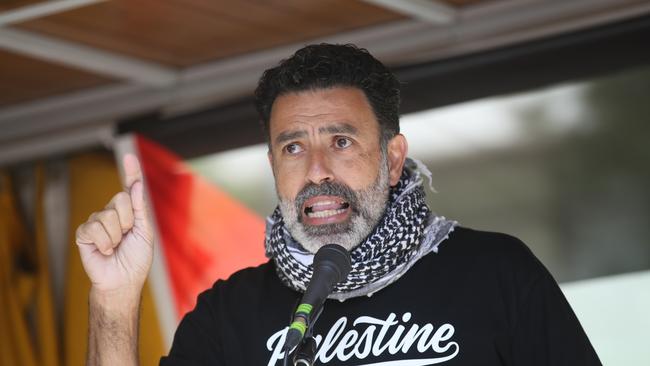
[278,158,390,254]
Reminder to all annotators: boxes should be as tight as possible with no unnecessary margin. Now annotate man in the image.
[76,44,601,365]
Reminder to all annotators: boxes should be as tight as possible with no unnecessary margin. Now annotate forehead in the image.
[268,87,379,143]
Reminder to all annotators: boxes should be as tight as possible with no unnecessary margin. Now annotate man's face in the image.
[268,87,407,253]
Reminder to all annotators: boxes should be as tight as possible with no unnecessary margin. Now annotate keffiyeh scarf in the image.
[265,158,457,301]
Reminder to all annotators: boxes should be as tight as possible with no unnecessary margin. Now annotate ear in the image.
[267,149,275,173]
[387,134,408,186]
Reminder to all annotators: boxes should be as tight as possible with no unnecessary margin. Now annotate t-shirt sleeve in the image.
[159,287,225,366]
[509,255,602,365]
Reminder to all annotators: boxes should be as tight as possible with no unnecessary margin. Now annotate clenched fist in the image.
[75,154,153,294]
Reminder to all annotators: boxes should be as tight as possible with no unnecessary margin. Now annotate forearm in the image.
[87,287,141,366]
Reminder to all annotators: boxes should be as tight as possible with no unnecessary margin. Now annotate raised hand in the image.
[75,153,154,294]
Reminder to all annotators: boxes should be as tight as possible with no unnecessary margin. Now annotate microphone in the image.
[283,244,352,353]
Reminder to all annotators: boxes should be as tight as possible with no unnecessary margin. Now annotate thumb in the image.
[122,153,143,190]
[121,153,147,220]
[130,179,153,244]
[130,180,146,218]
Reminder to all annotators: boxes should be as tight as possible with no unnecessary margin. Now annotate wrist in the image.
[90,286,142,313]
[87,286,141,366]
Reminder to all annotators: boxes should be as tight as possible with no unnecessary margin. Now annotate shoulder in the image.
[435,226,547,283]
[218,260,276,286]
[440,226,534,257]
[202,260,278,301]
[178,261,280,328]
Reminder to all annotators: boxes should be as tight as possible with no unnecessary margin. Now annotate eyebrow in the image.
[275,130,307,145]
[274,123,359,146]
[318,123,358,136]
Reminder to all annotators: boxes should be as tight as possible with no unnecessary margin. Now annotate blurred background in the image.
[1,1,649,365]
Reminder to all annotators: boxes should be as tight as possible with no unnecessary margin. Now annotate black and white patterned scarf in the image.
[265,158,457,300]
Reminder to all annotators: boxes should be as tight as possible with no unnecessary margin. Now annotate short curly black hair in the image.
[254,43,401,145]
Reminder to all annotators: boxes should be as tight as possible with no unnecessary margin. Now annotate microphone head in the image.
[313,244,352,283]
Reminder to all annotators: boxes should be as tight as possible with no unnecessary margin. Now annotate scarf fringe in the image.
[330,214,457,301]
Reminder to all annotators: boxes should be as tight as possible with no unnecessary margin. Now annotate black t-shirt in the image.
[160,227,601,365]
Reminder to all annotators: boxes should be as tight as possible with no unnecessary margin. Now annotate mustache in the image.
[294,181,359,215]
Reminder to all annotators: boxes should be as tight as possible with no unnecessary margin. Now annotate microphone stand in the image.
[283,306,323,366]
[292,305,323,366]
[293,336,317,366]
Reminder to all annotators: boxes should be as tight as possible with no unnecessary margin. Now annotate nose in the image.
[305,150,334,185]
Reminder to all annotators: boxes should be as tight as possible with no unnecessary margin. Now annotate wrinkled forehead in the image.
[268,87,380,146]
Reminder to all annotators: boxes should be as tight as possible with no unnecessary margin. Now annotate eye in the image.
[335,137,352,149]
[284,143,303,154]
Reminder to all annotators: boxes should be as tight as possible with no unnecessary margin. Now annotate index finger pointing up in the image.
[123,153,143,190]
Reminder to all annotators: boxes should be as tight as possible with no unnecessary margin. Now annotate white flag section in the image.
[562,270,650,365]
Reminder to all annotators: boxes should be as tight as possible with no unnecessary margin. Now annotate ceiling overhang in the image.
[1,0,650,165]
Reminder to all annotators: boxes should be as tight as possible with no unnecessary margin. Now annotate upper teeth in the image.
[311,200,338,207]
[307,209,346,218]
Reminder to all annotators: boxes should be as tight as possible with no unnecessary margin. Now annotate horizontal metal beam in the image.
[0,28,178,87]
[363,0,457,25]
[366,0,650,64]
[0,0,104,26]
[0,121,115,167]
[0,83,169,142]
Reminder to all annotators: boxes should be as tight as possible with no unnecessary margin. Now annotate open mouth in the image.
[302,196,351,224]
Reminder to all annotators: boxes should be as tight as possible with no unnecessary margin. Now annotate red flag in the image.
[136,135,267,319]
